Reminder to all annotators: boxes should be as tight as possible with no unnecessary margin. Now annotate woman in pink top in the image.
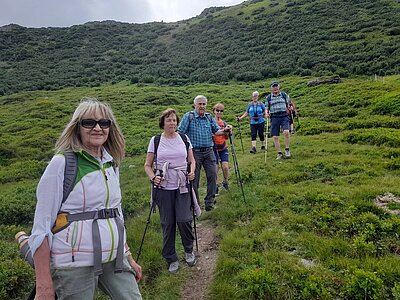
[144,108,200,273]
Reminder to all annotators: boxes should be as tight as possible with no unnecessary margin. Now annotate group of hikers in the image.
[26,81,297,299]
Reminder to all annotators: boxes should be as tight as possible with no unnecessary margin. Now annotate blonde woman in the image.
[212,103,230,191]
[30,97,142,299]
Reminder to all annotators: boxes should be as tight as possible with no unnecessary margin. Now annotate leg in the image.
[176,192,194,253]
[193,151,203,206]
[51,267,96,300]
[203,149,217,208]
[282,116,291,157]
[250,124,257,153]
[214,149,221,185]
[98,257,142,300]
[258,122,265,143]
[156,189,178,263]
[221,161,229,184]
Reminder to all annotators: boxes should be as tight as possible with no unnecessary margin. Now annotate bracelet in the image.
[151,176,156,183]
[126,250,132,257]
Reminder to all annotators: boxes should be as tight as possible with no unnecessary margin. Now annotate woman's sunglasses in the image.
[80,119,112,129]
[215,109,224,112]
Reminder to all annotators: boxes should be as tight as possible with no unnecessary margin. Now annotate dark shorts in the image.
[214,148,229,164]
[271,115,290,136]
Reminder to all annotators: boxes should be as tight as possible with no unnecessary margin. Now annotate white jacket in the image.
[29,149,126,268]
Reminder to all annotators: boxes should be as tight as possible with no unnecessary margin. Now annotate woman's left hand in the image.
[188,171,195,181]
[128,256,143,282]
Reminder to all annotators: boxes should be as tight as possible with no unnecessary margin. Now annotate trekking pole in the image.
[228,134,246,203]
[136,170,163,262]
[291,111,298,145]
[236,119,245,154]
[187,163,199,252]
[264,117,269,163]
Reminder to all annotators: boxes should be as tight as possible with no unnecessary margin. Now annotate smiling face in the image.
[163,113,178,134]
[213,106,224,119]
[79,111,109,156]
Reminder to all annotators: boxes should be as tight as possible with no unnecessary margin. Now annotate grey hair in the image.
[252,91,259,97]
[193,95,208,104]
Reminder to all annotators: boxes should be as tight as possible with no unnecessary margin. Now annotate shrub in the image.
[345,269,384,300]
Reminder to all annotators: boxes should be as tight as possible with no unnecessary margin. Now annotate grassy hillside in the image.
[1,0,400,95]
[1,75,399,299]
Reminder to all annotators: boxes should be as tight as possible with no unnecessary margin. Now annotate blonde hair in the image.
[54,97,125,166]
[213,103,225,111]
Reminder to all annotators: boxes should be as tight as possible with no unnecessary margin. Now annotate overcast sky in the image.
[0,0,244,28]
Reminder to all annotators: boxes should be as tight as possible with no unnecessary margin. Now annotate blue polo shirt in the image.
[177,111,220,148]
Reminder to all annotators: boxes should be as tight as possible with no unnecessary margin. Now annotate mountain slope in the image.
[0,0,399,95]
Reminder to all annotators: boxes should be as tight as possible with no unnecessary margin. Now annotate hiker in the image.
[177,95,232,211]
[212,103,230,193]
[288,100,297,134]
[29,97,142,300]
[265,81,291,159]
[144,108,201,273]
[237,91,267,154]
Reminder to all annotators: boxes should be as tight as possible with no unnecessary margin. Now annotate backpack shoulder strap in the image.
[282,92,288,105]
[205,112,213,122]
[178,133,190,157]
[63,150,78,204]
[188,111,195,122]
[153,134,161,159]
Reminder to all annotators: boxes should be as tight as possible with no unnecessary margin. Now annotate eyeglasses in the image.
[80,119,111,129]
[215,109,224,112]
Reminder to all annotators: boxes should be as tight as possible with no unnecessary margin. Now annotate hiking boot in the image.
[205,205,214,211]
[261,145,265,151]
[222,181,229,191]
[291,130,295,134]
[185,252,197,267]
[168,261,179,273]
[276,152,283,160]
[285,148,291,158]
[250,147,257,154]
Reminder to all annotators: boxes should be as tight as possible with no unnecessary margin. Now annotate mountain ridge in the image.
[0,0,399,95]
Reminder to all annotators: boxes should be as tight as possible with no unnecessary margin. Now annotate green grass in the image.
[1,75,400,299]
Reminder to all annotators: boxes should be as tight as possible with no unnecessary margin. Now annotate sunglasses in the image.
[80,119,112,129]
[215,109,224,112]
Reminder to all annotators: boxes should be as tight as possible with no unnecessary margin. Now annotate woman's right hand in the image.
[152,175,163,186]
[35,282,55,300]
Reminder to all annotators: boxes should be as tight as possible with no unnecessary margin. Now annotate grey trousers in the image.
[153,188,194,264]
[193,148,217,207]
[51,256,142,300]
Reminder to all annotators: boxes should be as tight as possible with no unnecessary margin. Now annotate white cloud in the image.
[0,0,244,28]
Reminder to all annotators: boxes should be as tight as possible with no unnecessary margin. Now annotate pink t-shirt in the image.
[147,133,192,190]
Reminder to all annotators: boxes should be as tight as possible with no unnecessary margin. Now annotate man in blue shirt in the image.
[178,95,232,211]
[266,81,291,159]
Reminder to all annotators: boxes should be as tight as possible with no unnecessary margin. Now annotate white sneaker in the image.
[185,252,197,267]
[285,148,291,158]
[276,152,283,160]
[168,261,179,273]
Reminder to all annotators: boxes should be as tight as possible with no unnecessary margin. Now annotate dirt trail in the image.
[181,221,218,300]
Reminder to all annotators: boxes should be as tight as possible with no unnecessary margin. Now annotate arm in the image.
[237,111,249,121]
[177,113,189,134]
[187,149,196,181]
[124,244,142,282]
[144,152,163,186]
[33,238,55,299]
